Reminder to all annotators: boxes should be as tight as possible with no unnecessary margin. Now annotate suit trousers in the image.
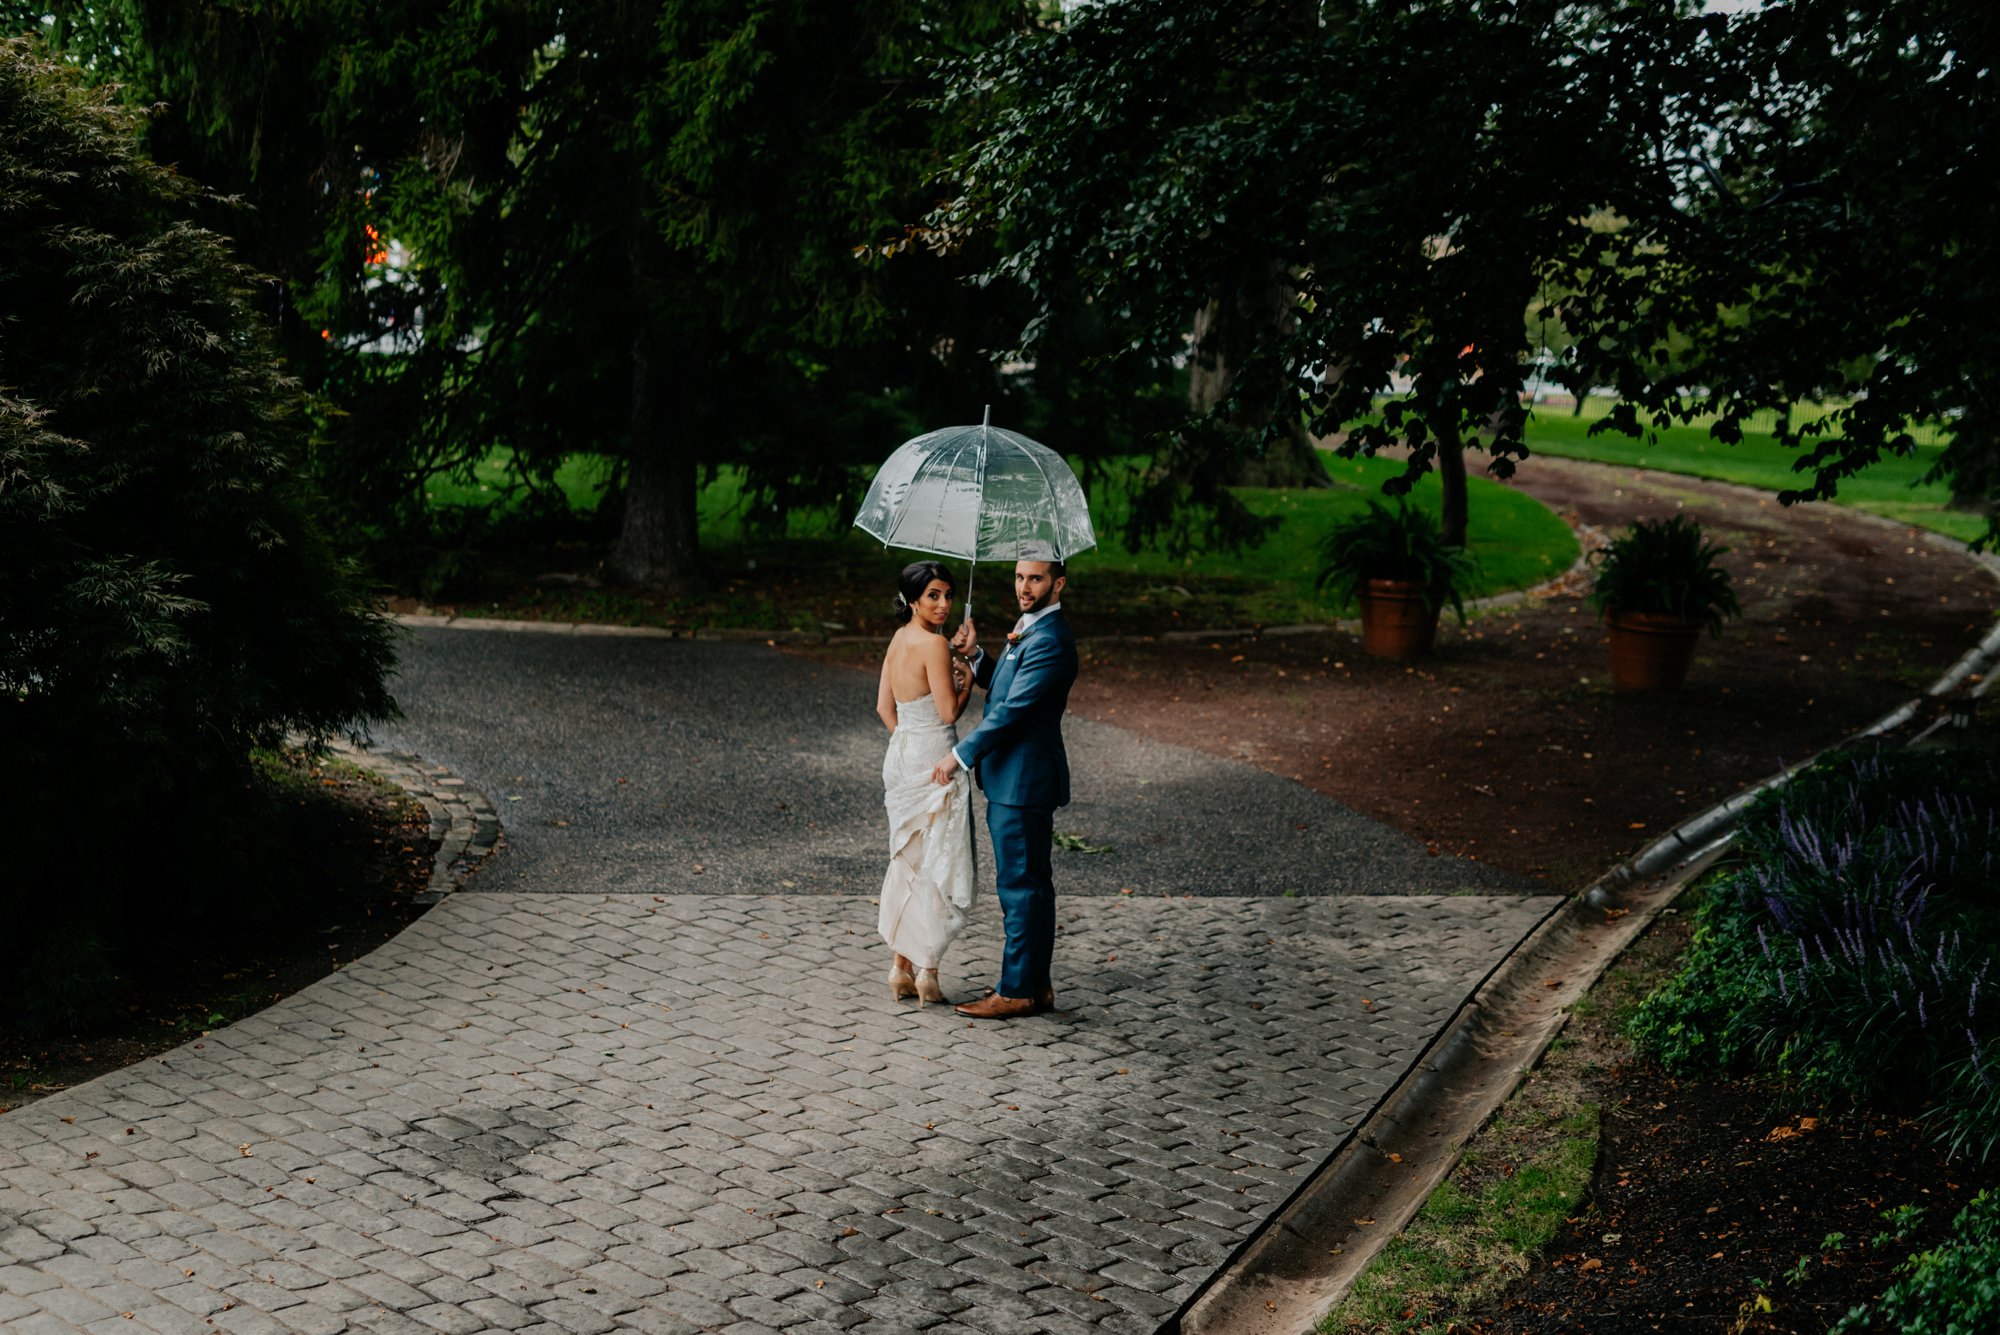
[984,799,1055,997]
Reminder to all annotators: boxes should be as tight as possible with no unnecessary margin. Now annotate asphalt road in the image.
[371,625,1533,899]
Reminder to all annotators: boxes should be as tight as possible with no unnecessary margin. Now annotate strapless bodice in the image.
[893,693,954,736]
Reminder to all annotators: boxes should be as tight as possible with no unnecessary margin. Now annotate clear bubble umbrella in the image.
[853,407,1097,621]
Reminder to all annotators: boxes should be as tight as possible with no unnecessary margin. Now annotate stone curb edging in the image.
[1175,833,1724,1335]
[1174,538,2000,1334]
[316,739,503,905]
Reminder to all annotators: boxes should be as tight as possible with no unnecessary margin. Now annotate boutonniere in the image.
[1006,631,1024,645]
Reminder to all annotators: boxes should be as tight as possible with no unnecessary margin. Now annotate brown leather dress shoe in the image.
[1030,988,1057,1014]
[953,991,1037,1020]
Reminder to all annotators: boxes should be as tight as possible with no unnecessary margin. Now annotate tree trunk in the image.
[1437,428,1469,549]
[1234,417,1326,488]
[1188,297,1228,417]
[607,95,701,591]
[1188,265,1328,490]
[607,312,701,590]
[1945,424,1994,513]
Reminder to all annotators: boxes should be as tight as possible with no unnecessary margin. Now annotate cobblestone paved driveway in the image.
[0,893,1551,1335]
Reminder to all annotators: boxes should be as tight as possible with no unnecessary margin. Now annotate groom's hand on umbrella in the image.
[951,617,977,659]
[931,752,961,787]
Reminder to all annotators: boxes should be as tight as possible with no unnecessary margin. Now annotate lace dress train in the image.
[878,693,973,970]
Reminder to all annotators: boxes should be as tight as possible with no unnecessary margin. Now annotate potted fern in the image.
[1316,502,1478,659]
[1590,515,1741,692]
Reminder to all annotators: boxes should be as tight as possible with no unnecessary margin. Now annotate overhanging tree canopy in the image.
[14,0,1043,590]
[940,0,1998,548]
[1559,0,1998,528]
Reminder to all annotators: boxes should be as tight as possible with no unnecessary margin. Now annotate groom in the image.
[931,556,1079,1019]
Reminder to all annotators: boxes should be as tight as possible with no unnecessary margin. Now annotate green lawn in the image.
[1075,452,1576,625]
[1522,399,1984,544]
[421,450,1578,633]
[422,452,619,514]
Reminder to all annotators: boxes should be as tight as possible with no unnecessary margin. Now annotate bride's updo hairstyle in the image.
[893,560,955,625]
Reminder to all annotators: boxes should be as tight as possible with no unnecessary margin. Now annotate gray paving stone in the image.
[126,1302,222,1335]
[0,892,1547,1330]
[463,1295,537,1330]
[274,1305,350,1335]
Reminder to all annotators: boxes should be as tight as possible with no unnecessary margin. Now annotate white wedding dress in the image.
[878,692,974,970]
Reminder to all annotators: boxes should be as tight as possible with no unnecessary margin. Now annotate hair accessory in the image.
[894,592,909,609]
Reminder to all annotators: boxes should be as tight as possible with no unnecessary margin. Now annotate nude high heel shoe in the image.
[916,969,946,1005]
[888,956,918,1001]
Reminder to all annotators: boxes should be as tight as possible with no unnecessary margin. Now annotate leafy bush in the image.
[0,38,396,1030]
[1837,1191,2000,1333]
[1589,514,1741,632]
[1315,501,1479,618]
[1630,747,2000,1157]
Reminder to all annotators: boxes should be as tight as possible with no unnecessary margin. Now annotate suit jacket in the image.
[957,608,1078,809]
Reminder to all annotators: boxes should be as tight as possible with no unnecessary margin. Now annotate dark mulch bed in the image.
[1453,896,2000,1335]
[0,749,434,1115]
[1471,1074,1992,1333]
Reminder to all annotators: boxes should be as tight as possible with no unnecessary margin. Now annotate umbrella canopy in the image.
[853,411,1097,566]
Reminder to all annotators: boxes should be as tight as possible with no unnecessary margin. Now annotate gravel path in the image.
[371,627,1535,899]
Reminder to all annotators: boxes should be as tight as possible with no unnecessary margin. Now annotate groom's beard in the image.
[1019,590,1054,615]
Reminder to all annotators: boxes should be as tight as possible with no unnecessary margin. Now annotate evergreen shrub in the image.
[0,38,396,1031]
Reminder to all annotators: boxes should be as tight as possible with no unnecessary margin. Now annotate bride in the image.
[875,560,976,1003]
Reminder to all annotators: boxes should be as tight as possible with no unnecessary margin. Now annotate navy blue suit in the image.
[955,608,1078,997]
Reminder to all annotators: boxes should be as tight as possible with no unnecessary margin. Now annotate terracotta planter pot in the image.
[1357,579,1442,659]
[1605,608,1705,692]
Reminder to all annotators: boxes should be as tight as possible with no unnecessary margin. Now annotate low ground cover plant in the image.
[1836,1191,2000,1333]
[1631,746,2000,1157]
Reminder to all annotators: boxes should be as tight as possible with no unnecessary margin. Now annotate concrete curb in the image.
[1172,526,2000,1334]
[317,740,504,904]
[1176,839,1725,1335]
